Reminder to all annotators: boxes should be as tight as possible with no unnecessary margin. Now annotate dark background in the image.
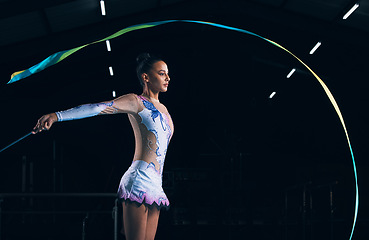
[0,0,368,239]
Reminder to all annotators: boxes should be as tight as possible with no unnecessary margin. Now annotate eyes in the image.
[158,72,169,77]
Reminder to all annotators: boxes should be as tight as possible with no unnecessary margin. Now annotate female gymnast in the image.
[32,53,173,240]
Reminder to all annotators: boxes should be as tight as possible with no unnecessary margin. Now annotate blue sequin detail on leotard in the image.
[138,96,172,174]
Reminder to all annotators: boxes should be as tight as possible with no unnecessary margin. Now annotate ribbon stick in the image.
[0,132,33,153]
[7,20,358,239]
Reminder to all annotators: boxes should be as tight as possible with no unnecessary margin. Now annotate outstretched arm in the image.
[33,93,138,133]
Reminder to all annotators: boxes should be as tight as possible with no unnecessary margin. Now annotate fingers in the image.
[33,115,52,134]
[34,118,43,133]
[44,121,50,130]
[32,120,41,134]
[32,124,43,134]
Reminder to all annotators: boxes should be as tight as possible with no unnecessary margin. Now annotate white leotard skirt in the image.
[117,160,170,210]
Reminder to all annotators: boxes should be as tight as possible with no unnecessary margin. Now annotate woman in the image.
[33,53,173,240]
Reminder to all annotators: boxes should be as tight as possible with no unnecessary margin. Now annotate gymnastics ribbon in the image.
[8,20,358,239]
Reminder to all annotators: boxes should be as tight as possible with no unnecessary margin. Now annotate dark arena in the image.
[1,0,369,239]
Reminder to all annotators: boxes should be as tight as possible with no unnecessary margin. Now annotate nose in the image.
[166,73,170,81]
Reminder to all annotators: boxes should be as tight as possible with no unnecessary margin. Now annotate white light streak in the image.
[109,66,114,76]
[287,68,296,78]
[106,40,111,51]
[269,92,276,99]
[343,3,359,19]
[309,41,321,55]
[112,91,116,98]
[100,0,106,16]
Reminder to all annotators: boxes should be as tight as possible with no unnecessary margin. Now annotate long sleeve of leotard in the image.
[55,101,114,122]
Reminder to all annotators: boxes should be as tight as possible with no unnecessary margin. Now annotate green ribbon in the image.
[8,20,359,240]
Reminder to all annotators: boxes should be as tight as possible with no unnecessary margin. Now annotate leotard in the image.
[117,95,172,209]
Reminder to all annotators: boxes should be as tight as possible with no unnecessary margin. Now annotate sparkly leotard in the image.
[117,95,172,209]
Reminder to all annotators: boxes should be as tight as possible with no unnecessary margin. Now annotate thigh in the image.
[145,207,160,240]
[122,202,148,240]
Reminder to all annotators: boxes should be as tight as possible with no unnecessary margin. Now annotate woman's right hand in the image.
[32,113,58,134]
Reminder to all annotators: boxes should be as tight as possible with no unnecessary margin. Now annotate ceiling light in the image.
[269,92,276,99]
[309,42,321,55]
[112,91,116,98]
[100,0,106,16]
[287,68,296,78]
[106,40,111,51]
[343,3,359,19]
[109,66,114,76]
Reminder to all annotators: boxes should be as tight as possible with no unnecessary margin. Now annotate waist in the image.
[130,160,162,176]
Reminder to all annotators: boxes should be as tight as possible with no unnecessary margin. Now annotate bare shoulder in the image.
[112,93,140,114]
[115,93,138,102]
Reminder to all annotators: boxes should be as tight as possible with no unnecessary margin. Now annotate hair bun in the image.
[136,53,163,87]
[136,53,151,64]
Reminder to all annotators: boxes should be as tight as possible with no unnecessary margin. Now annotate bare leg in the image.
[121,204,125,236]
[145,207,160,240]
[123,202,148,240]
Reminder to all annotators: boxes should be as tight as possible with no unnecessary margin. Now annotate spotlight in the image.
[343,3,359,19]
[106,40,111,51]
[287,68,296,78]
[309,42,321,55]
[100,0,106,16]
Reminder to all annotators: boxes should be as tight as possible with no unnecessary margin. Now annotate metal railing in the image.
[0,193,118,240]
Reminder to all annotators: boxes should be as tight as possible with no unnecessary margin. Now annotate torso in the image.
[128,95,173,175]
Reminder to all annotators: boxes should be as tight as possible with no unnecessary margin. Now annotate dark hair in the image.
[136,53,163,86]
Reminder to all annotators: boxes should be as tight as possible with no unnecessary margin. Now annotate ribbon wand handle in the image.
[0,132,33,153]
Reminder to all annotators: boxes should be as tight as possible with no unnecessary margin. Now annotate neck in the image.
[142,87,159,102]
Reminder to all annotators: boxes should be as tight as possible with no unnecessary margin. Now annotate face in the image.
[143,61,170,92]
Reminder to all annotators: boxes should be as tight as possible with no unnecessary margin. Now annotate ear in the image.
[141,73,149,83]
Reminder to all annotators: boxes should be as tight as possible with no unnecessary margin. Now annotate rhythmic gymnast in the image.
[32,53,173,240]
